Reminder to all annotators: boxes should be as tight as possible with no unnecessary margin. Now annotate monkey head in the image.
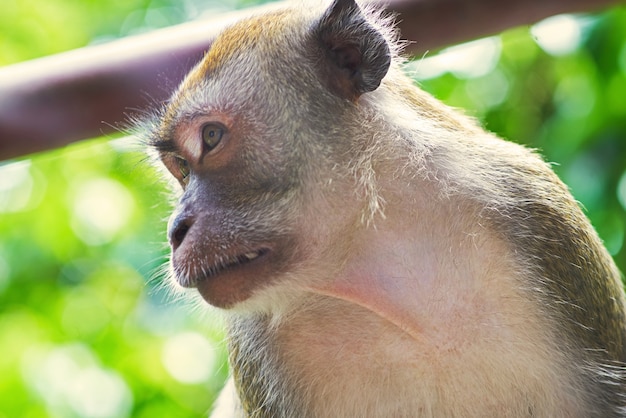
[147,0,392,309]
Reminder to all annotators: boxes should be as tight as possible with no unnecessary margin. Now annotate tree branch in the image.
[0,0,618,160]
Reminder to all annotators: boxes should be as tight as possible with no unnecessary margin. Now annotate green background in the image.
[1,1,626,416]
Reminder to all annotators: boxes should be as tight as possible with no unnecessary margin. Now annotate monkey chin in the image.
[174,247,277,309]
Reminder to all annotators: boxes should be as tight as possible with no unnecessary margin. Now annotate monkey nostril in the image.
[169,216,193,251]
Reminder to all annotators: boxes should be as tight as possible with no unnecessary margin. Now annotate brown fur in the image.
[144,0,626,416]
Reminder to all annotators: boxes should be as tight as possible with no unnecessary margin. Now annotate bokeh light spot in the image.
[21,343,133,418]
[531,14,582,56]
[0,161,34,213]
[414,37,501,80]
[465,69,510,110]
[67,367,133,418]
[70,178,135,245]
[162,332,217,384]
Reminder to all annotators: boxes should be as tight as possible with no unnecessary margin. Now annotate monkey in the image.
[142,0,626,416]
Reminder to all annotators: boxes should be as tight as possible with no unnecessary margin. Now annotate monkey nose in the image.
[168,214,194,251]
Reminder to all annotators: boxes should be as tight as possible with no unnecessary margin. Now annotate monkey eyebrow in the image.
[150,138,180,154]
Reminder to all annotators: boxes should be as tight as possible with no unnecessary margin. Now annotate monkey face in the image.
[150,102,306,308]
[151,99,358,309]
[148,1,392,310]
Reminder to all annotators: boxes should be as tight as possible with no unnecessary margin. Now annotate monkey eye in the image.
[201,123,225,151]
[176,157,190,182]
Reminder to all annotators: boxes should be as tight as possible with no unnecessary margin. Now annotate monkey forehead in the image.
[156,8,313,134]
[186,9,304,85]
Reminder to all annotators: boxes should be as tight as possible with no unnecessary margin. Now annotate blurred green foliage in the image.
[1,0,626,416]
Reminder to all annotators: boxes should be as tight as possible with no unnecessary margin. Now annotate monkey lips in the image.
[171,245,279,307]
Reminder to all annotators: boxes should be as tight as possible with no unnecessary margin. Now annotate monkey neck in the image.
[307,179,511,343]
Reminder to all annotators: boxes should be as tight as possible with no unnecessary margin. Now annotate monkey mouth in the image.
[177,248,271,288]
[206,248,270,278]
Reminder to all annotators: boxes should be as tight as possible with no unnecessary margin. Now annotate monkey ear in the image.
[313,0,391,100]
